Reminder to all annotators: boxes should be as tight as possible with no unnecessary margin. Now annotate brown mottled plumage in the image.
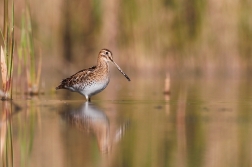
[56,49,130,101]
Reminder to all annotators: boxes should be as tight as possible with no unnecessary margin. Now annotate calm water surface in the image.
[1,76,252,167]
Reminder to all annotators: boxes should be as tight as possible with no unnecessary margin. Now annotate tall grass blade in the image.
[27,7,35,85]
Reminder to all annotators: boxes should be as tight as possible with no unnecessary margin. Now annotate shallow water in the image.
[1,76,252,167]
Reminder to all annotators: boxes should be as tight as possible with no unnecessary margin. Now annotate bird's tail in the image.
[55,84,65,90]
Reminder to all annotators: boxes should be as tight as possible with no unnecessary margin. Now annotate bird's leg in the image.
[85,95,91,102]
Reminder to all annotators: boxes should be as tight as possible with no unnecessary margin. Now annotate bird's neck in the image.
[97,59,109,72]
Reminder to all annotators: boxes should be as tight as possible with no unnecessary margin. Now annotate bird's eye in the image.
[105,51,108,55]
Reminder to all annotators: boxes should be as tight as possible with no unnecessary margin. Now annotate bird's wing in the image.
[56,66,96,89]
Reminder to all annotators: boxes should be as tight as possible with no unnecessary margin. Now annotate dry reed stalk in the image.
[0,47,7,92]
[0,46,12,100]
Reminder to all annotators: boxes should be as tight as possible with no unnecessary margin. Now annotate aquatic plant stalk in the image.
[0,0,15,100]
[19,2,42,95]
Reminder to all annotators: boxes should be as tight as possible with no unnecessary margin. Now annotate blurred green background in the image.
[0,0,252,83]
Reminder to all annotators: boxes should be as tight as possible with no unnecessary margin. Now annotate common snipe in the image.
[56,49,130,101]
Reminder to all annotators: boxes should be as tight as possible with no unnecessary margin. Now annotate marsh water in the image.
[1,75,252,167]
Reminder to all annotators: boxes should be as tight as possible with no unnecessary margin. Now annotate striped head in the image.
[99,49,113,63]
[98,48,131,81]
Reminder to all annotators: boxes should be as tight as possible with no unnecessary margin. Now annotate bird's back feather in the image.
[56,66,96,90]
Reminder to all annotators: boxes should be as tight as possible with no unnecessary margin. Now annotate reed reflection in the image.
[62,102,128,154]
[0,102,17,167]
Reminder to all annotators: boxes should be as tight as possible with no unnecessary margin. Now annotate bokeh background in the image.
[1,1,252,167]
[1,0,252,89]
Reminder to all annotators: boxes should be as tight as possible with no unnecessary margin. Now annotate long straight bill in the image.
[113,62,131,81]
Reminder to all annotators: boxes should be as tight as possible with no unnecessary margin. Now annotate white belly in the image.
[75,79,110,98]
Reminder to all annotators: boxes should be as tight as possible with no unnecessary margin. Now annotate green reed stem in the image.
[27,7,35,85]
[9,1,14,99]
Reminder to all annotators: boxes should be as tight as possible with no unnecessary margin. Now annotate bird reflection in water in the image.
[62,102,128,154]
